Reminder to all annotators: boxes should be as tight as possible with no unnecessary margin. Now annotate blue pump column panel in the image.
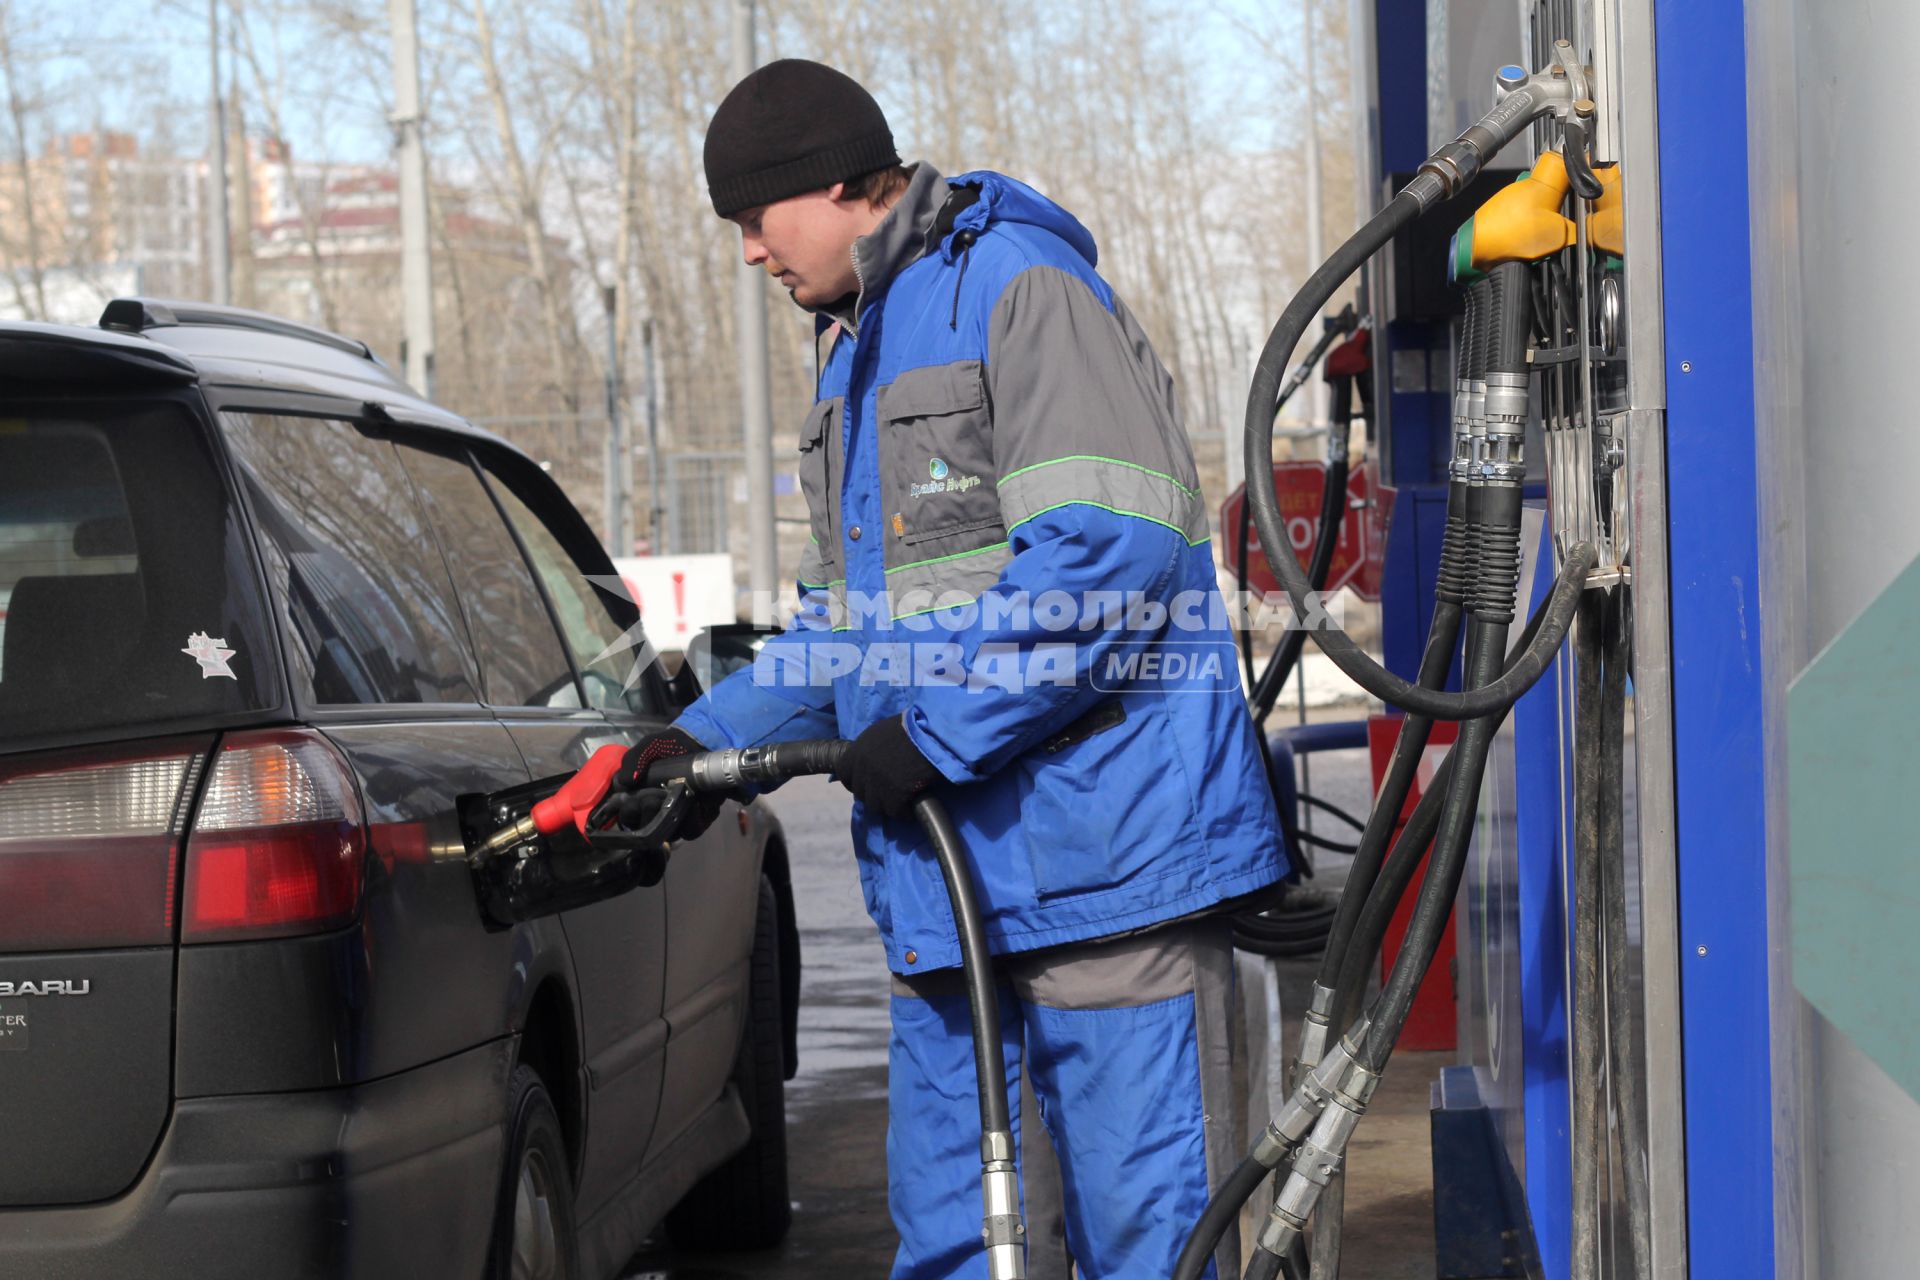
[1365,0,1777,1275]
[1652,0,1774,1272]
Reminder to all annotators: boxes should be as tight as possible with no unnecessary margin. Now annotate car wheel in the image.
[666,875,792,1249]
[488,1063,580,1280]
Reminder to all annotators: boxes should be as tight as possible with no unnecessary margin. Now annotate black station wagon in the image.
[0,299,799,1279]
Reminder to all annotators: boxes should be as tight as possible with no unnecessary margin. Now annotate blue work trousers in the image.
[887,918,1240,1279]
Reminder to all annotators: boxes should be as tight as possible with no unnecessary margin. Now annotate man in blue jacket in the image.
[619,60,1284,1279]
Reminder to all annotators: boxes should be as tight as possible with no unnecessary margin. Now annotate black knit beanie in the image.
[703,59,900,218]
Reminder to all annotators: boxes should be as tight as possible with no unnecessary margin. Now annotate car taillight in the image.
[0,738,210,952]
[181,729,366,943]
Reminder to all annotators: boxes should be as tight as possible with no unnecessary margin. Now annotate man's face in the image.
[732,183,876,309]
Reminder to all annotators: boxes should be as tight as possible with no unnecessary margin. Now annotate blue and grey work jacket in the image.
[679,164,1285,974]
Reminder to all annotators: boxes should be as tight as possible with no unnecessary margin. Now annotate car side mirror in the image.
[682,621,782,697]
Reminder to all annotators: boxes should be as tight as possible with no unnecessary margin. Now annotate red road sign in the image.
[1219,459,1395,602]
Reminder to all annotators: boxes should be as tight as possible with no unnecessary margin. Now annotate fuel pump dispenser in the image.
[1180,42,1643,1280]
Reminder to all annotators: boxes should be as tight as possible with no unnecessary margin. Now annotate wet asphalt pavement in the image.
[623,745,1437,1280]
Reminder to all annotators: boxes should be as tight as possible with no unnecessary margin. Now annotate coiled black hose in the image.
[1243,191,1593,719]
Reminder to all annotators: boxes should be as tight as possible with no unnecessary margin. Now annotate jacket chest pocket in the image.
[877,361,1001,548]
[797,396,839,555]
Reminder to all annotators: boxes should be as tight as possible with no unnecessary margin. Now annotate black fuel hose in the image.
[1301,263,1535,1280]
[654,740,1006,1142]
[914,791,1013,1143]
[1172,1155,1268,1280]
[1236,491,1258,694]
[1242,1249,1285,1280]
[1360,617,1504,1068]
[1570,589,1606,1280]
[1310,263,1532,1043]
[1293,829,1358,856]
[1304,270,1487,1001]
[1598,589,1653,1276]
[1232,899,1343,958]
[1322,567,1553,1037]
[1180,569,1558,1277]
[1243,190,1594,719]
[1327,735,1465,1036]
[1235,310,1358,697]
[644,737,1019,1273]
[1360,483,1524,1069]
[1488,261,1531,373]
[1312,588,1460,991]
[1301,792,1366,831]
[1250,384,1353,727]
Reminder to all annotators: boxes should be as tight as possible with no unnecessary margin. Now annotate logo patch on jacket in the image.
[911,458,982,499]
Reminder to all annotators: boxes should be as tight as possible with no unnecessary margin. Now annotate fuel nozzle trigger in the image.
[588,776,694,846]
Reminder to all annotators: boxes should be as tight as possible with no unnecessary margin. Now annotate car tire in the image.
[487,1063,580,1280]
[666,875,792,1250]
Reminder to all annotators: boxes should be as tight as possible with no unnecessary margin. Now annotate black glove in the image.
[838,715,944,819]
[612,727,726,842]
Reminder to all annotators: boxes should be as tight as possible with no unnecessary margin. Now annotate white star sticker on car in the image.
[181,631,238,679]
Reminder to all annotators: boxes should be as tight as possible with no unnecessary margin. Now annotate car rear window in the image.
[0,402,277,747]
[221,413,481,707]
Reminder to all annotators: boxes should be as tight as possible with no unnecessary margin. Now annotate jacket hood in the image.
[942,170,1099,269]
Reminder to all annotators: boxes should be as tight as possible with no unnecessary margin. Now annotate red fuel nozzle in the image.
[1326,327,1372,378]
[531,743,628,840]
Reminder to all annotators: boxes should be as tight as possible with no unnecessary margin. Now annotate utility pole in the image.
[602,284,633,555]
[644,316,666,554]
[732,0,777,603]
[206,0,231,305]
[389,0,435,398]
[1302,0,1326,434]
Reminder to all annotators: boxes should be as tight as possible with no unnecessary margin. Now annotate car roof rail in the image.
[98,297,375,361]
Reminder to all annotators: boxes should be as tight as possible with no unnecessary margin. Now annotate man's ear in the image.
[825,181,848,204]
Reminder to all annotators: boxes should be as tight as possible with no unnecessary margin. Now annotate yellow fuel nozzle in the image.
[1588,162,1623,257]
[1454,151,1578,272]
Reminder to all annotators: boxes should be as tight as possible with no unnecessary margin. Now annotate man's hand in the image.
[611,727,726,841]
[838,715,944,819]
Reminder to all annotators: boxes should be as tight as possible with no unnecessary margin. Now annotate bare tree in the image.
[0,0,49,318]
[462,0,587,409]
